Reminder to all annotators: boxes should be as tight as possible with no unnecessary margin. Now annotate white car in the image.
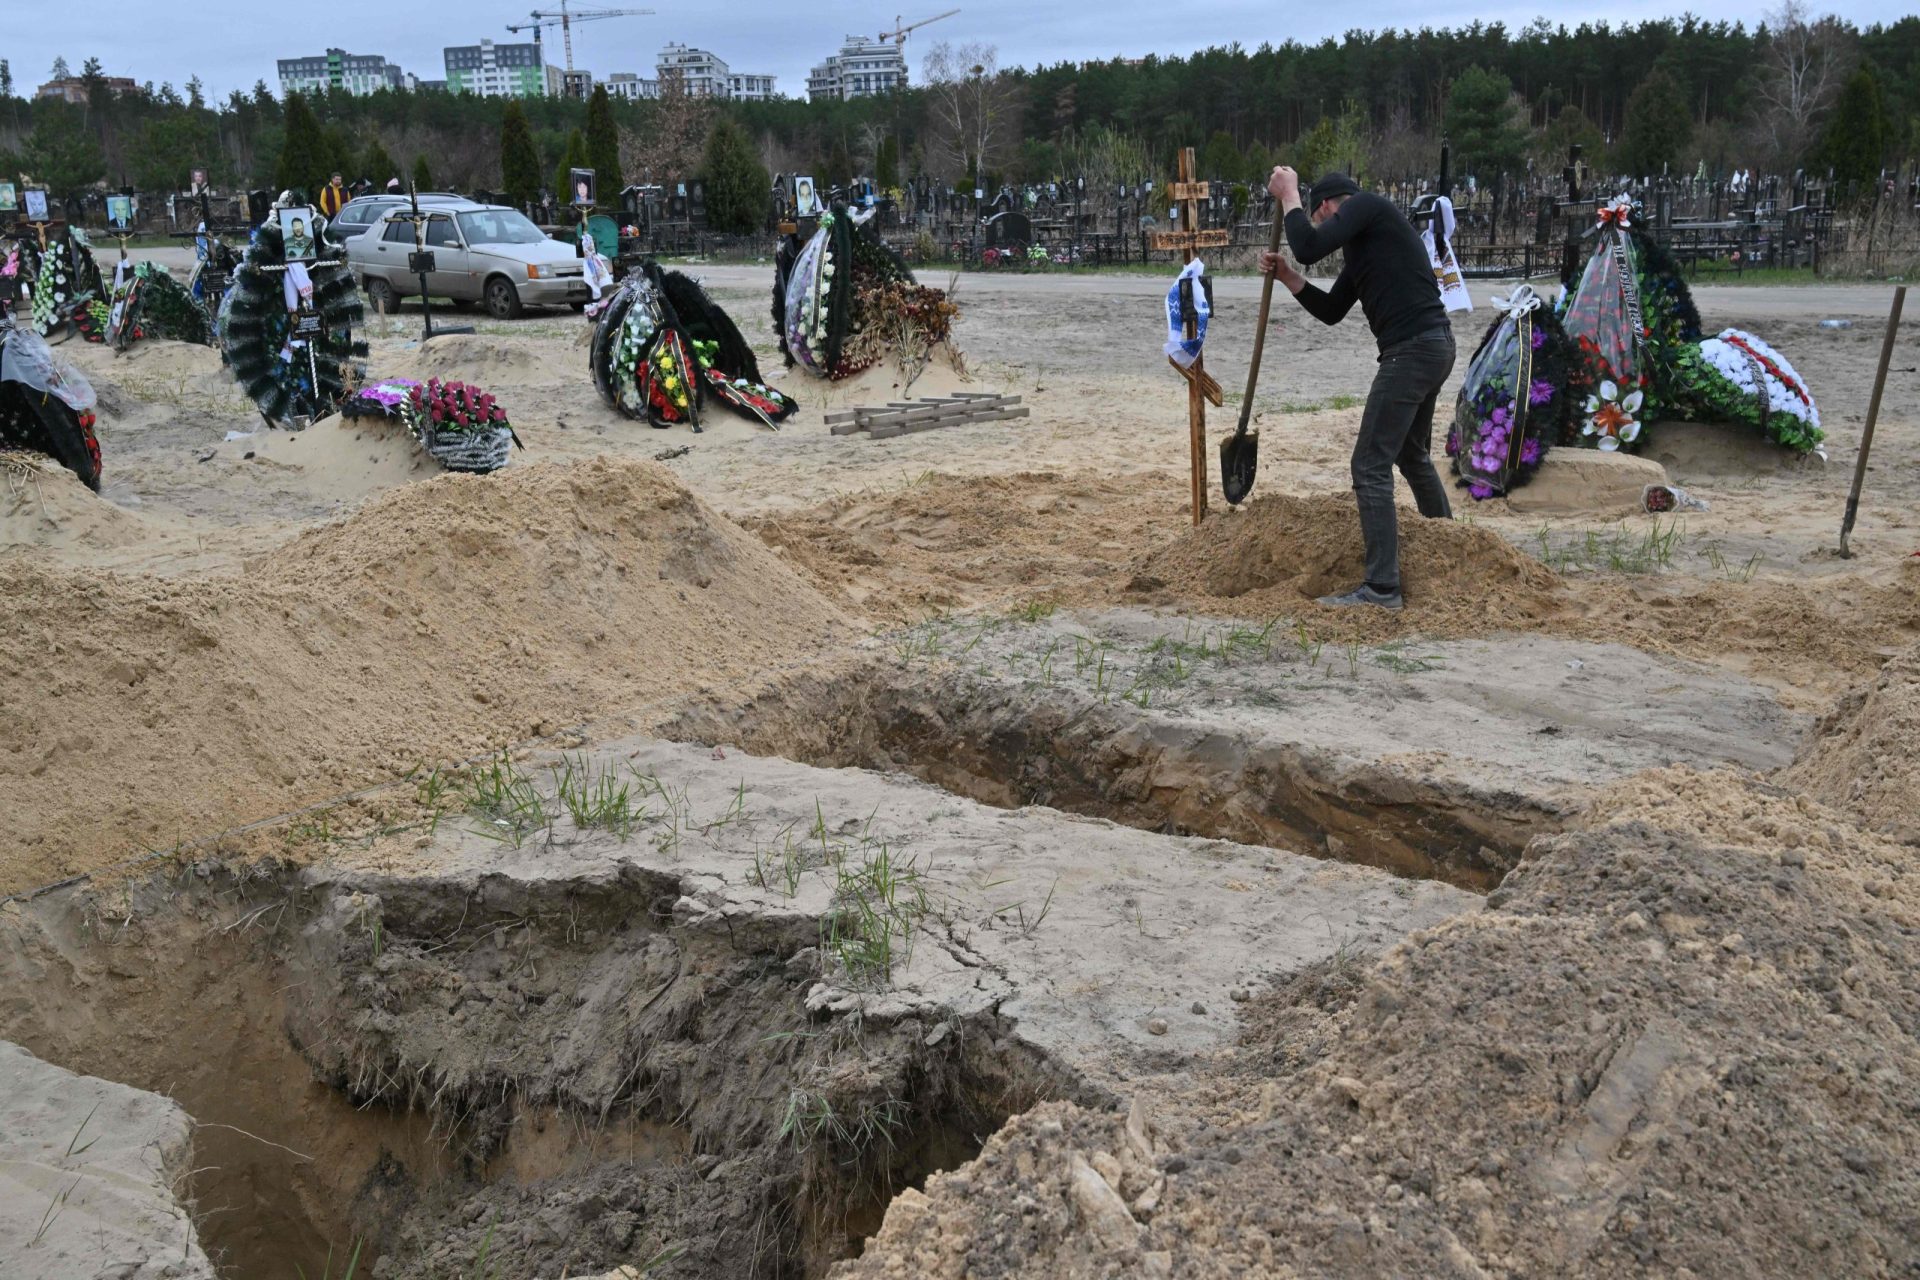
[348,201,589,318]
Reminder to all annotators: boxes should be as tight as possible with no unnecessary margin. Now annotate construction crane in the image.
[878,8,959,44]
[506,2,654,76]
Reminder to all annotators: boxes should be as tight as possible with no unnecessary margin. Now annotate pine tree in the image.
[585,85,623,193]
[499,99,541,209]
[553,128,588,205]
[51,57,70,81]
[1821,68,1890,194]
[1617,68,1690,178]
[1244,141,1274,186]
[274,90,328,198]
[363,140,397,187]
[24,105,106,190]
[321,125,355,183]
[412,154,434,193]
[875,134,900,190]
[0,61,13,100]
[1444,67,1527,178]
[1201,130,1243,182]
[702,116,767,235]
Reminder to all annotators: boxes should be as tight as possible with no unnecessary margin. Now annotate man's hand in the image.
[1257,250,1306,293]
[1268,166,1300,204]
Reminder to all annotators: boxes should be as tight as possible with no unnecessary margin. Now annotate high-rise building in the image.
[655,43,730,97]
[562,69,595,99]
[277,49,406,97]
[604,72,660,100]
[807,36,907,102]
[444,39,562,98]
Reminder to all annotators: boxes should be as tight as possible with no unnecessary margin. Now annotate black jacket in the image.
[1284,192,1447,351]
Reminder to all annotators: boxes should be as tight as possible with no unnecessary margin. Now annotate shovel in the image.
[1221,214,1287,505]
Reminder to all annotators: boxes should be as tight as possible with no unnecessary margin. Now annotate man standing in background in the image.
[318,172,347,219]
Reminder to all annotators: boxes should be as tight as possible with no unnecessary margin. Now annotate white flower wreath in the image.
[1695,328,1819,430]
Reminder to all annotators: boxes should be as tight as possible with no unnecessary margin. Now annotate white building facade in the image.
[807,36,906,102]
[604,72,660,99]
[652,45,776,99]
[728,73,777,101]
[656,43,730,97]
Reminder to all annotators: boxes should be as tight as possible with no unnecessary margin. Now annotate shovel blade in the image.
[1220,431,1259,505]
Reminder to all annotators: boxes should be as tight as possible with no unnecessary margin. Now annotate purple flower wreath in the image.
[1447,287,1573,500]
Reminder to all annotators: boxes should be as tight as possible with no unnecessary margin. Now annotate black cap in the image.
[1308,172,1361,213]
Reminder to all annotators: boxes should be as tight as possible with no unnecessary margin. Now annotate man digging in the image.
[1258,167,1454,610]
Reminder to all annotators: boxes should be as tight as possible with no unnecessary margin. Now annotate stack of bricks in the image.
[825,392,1028,439]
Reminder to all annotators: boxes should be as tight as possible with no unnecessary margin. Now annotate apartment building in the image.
[277,49,406,97]
[444,39,563,98]
[807,36,906,102]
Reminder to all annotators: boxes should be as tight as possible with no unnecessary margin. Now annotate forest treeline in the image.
[2,8,1915,219]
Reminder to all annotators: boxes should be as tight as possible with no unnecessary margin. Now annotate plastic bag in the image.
[0,322,96,412]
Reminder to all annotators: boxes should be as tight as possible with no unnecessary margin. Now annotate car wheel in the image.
[485,277,523,320]
[364,277,398,315]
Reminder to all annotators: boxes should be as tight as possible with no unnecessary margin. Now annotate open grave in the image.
[2,732,1473,1278]
[0,586,1811,1277]
[663,608,1803,890]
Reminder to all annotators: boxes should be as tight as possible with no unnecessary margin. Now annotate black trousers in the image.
[1353,325,1456,592]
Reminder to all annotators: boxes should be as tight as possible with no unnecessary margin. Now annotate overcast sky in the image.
[11,0,1910,103]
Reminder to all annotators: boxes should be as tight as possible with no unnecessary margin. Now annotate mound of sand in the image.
[75,338,239,409]
[0,460,151,555]
[1130,491,1566,629]
[391,334,555,381]
[841,765,1920,1278]
[1781,639,1920,842]
[748,471,1181,623]
[1646,419,1827,480]
[200,411,443,508]
[0,457,852,894]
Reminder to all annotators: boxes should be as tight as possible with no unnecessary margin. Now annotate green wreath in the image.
[221,218,366,422]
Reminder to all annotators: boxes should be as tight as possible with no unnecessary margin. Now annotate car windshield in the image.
[456,210,547,245]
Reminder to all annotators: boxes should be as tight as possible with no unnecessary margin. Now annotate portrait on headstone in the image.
[107,195,134,230]
[570,167,596,208]
[24,189,49,221]
[279,206,318,260]
[793,175,821,217]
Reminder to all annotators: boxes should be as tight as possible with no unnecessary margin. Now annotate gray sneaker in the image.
[1316,584,1403,610]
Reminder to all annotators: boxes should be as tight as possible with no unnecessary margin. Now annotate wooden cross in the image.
[1152,147,1224,525]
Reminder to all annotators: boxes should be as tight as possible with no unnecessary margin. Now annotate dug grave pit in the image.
[0,735,1473,1278]
[660,608,1805,890]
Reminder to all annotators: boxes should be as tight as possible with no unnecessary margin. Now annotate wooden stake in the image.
[1839,284,1905,558]
[1171,146,1208,525]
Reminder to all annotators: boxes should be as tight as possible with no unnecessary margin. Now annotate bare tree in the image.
[620,70,714,185]
[922,42,1017,185]
[1754,0,1852,170]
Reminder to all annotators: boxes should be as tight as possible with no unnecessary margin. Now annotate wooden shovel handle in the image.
[1236,214,1288,437]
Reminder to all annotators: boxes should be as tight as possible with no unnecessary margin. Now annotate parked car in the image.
[320,193,464,249]
[347,200,590,318]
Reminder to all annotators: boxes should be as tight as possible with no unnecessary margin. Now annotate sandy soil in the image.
[7,265,1917,885]
[0,1041,214,1277]
[3,258,1918,1277]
